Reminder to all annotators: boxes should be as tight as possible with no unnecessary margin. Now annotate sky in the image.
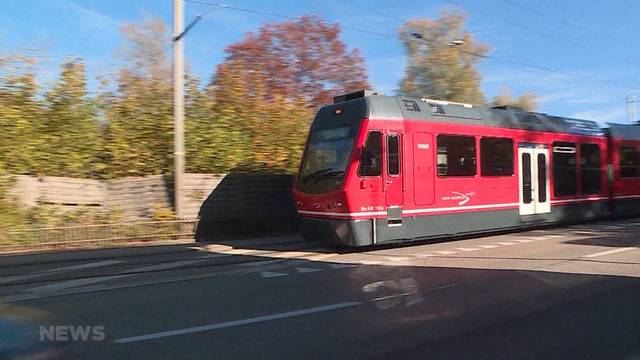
[1,0,638,124]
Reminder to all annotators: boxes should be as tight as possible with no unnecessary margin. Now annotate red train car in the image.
[608,124,640,216]
[292,90,640,246]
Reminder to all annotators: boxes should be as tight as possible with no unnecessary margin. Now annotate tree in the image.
[399,9,489,105]
[209,58,312,172]
[491,88,539,112]
[40,60,101,177]
[103,16,173,177]
[208,16,368,173]
[219,15,370,109]
[0,54,42,175]
[184,74,251,173]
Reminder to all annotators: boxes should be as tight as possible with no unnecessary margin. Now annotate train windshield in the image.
[296,123,359,194]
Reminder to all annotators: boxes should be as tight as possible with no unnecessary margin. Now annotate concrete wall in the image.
[194,174,298,241]
[12,175,105,207]
[10,173,299,240]
[11,175,169,219]
[180,173,225,220]
[106,175,170,219]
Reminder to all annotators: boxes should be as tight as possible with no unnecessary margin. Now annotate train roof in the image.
[331,90,605,137]
[607,123,640,141]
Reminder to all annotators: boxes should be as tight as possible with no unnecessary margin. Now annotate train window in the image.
[538,154,547,202]
[387,134,400,176]
[581,144,602,194]
[359,131,383,177]
[437,135,476,177]
[620,146,640,178]
[480,137,514,176]
[522,153,532,204]
[552,142,577,196]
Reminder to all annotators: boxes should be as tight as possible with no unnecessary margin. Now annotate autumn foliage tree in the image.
[210,59,313,172]
[219,16,370,109]
[399,9,489,105]
[41,60,101,177]
[102,16,173,177]
[1,15,372,177]
[209,16,369,172]
[0,54,41,175]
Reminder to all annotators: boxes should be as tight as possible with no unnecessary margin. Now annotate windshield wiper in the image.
[302,168,333,183]
[313,170,345,183]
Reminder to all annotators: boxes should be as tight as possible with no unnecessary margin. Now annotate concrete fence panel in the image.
[194,173,298,241]
[9,173,300,240]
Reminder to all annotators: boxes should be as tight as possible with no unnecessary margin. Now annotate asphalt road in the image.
[1,219,639,359]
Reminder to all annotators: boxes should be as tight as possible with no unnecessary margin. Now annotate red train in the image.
[292,90,640,246]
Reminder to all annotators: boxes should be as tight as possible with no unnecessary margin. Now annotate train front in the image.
[292,93,373,246]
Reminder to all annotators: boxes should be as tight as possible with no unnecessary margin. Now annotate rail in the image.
[1,220,198,248]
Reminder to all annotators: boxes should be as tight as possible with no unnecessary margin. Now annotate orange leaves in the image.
[206,16,371,173]
[220,15,369,109]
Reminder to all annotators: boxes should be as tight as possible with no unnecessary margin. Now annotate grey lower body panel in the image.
[375,209,522,244]
[299,218,373,247]
[300,200,617,247]
[612,198,640,217]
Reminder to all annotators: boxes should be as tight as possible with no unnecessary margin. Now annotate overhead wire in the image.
[185,0,639,94]
[185,0,395,38]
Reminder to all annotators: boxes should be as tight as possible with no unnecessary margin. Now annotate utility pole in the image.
[627,95,637,124]
[173,0,185,219]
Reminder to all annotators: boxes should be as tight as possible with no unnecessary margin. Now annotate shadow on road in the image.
[15,252,640,360]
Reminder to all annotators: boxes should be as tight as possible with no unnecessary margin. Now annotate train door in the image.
[413,132,434,205]
[384,132,403,209]
[518,145,551,216]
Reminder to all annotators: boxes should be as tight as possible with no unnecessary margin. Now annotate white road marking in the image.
[414,254,437,258]
[29,275,129,294]
[223,249,256,255]
[24,255,228,294]
[260,271,288,278]
[495,242,516,246]
[0,273,49,285]
[128,259,208,273]
[44,260,124,273]
[434,251,457,255]
[14,247,332,297]
[306,253,338,262]
[0,260,123,285]
[526,236,550,241]
[114,301,361,344]
[477,245,498,249]
[455,247,479,252]
[582,247,637,258]
[360,260,383,265]
[295,267,322,273]
[513,239,533,243]
[386,257,409,262]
